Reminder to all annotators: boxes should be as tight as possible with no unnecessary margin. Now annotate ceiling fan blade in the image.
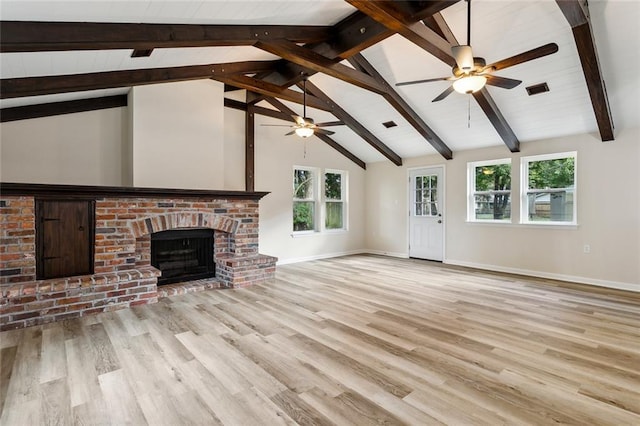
[451,45,474,73]
[432,85,455,102]
[292,115,305,126]
[485,75,522,89]
[314,128,335,136]
[485,43,559,71]
[396,76,451,87]
[315,121,344,127]
[285,130,297,136]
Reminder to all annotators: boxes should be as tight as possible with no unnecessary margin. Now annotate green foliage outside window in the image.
[293,169,315,231]
[325,173,341,200]
[528,157,575,189]
[293,201,314,231]
[475,164,511,220]
[325,173,343,229]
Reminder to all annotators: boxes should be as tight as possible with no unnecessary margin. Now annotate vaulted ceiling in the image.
[1,0,638,168]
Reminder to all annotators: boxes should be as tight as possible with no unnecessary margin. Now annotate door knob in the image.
[437,220,442,224]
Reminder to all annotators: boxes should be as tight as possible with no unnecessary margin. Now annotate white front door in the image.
[409,167,444,261]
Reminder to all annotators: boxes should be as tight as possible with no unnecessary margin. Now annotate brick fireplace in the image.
[0,183,277,331]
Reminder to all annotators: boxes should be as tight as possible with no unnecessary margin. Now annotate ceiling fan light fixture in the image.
[294,127,314,138]
[452,75,487,94]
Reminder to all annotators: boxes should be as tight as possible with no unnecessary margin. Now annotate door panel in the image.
[409,167,444,261]
[37,200,94,279]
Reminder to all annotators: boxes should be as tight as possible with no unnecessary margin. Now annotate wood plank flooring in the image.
[1,254,639,425]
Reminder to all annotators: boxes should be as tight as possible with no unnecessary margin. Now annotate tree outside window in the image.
[468,159,511,221]
[293,168,315,231]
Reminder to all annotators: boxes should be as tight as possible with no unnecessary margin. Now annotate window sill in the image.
[465,221,578,230]
[520,222,579,229]
[291,229,348,238]
[466,219,512,225]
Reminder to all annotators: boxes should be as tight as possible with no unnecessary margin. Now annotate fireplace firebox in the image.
[151,228,215,285]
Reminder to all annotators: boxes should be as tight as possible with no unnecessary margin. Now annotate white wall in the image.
[222,103,246,191]
[366,127,640,290]
[1,107,128,186]
[130,80,225,190]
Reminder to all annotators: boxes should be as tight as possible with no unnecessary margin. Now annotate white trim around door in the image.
[407,165,445,261]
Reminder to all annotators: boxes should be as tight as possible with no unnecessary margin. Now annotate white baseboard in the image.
[276,249,368,265]
[444,259,640,293]
[362,249,410,259]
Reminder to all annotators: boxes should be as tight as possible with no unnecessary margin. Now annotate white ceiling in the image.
[1,0,638,164]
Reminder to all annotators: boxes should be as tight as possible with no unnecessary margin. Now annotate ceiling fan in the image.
[396,0,559,102]
[261,78,343,138]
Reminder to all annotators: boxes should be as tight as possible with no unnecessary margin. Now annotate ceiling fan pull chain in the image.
[468,95,471,128]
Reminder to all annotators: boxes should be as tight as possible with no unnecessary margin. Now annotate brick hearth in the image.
[0,183,277,331]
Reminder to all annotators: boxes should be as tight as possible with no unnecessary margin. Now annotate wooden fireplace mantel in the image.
[0,182,270,200]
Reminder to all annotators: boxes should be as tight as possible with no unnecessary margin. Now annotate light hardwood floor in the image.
[1,254,639,425]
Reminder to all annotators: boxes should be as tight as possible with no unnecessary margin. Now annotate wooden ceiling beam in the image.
[254,39,387,94]
[302,80,402,166]
[249,11,395,89]
[422,13,458,45]
[0,95,127,122]
[215,75,332,112]
[0,21,333,52]
[556,0,614,141]
[348,54,453,159]
[473,90,519,152]
[345,0,457,67]
[224,97,296,123]
[265,97,367,170]
[0,60,278,99]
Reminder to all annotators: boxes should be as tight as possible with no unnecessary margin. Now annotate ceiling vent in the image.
[382,121,397,128]
[526,82,549,96]
[131,49,154,58]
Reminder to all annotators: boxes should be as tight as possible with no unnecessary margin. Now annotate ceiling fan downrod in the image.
[467,0,471,47]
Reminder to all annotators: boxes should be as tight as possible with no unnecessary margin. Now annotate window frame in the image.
[292,166,348,235]
[323,169,347,232]
[520,151,577,226]
[292,166,319,234]
[467,158,512,223]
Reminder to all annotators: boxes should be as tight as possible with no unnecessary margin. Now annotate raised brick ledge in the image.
[157,278,223,298]
[0,266,161,298]
[216,253,278,268]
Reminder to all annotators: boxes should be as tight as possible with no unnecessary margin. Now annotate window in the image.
[293,168,316,232]
[414,174,439,217]
[521,152,576,225]
[293,167,347,233]
[324,170,345,230]
[468,159,512,222]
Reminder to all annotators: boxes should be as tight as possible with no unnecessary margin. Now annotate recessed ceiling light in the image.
[382,121,397,128]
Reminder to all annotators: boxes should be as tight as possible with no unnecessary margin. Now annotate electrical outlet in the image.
[583,244,591,254]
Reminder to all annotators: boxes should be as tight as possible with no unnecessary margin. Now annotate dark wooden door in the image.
[36,200,94,279]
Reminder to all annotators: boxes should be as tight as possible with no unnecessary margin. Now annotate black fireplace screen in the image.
[151,228,215,285]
